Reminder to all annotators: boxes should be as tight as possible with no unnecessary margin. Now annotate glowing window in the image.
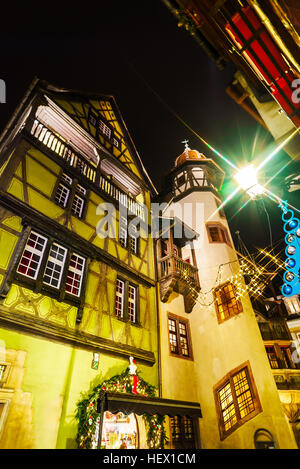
[215,363,261,440]
[214,282,242,323]
[170,416,195,449]
[65,253,85,297]
[17,231,48,279]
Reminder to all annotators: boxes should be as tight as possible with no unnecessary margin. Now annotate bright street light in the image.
[234,164,265,199]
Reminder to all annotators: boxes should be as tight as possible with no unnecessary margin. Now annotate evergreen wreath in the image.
[75,366,168,449]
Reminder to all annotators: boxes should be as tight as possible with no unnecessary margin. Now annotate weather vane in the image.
[181,139,189,150]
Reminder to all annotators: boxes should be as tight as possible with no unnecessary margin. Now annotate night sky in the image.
[0,0,292,260]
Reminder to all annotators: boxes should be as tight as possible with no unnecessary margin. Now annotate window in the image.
[280,346,294,369]
[168,315,192,359]
[265,346,279,369]
[16,229,87,300]
[207,223,231,246]
[0,363,10,387]
[115,279,125,318]
[0,365,6,384]
[114,278,138,323]
[89,113,97,127]
[55,182,70,208]
[284,296,300,315]
[214,362,262,440]
[119,217,139,255]
[65,254,85,297]
[71,193,85,218]
[43,243,67,289]
[177,172,186,187]
[214,282,243,323]
[119,216,128,248]
[17,231,48,279]
[54,173,87,219]
[113,137,120,148]
[127,284,136,322]
[129,224,138,255]
[99,120,112,139]
[170,416,196,449]
[0,400,10,438]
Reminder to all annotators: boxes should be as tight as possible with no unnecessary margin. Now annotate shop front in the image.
[76,359,202,450]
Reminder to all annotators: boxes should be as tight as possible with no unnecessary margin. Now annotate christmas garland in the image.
[75,367,168,449]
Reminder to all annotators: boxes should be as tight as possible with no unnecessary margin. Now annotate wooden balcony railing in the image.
[30,119,146,221]
[258,321,291,341]
[158,254,199,286]
[31,119,98,183]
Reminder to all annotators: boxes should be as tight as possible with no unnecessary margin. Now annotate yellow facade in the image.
[0,81,158,449]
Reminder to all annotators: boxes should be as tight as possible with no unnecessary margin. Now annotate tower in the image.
[157,144,297,448]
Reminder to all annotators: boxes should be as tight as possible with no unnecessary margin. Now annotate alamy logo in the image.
[291,79,300,104]
[0,79,6,103]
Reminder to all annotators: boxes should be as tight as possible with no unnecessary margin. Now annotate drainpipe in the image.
[153,235,162,398]
[247,0,300,77]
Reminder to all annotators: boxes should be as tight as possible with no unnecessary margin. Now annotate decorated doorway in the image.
[76,357,167,449]
[101,411,138,449]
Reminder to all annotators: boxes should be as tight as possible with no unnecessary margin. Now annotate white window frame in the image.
[115,279,125,318]
[55,183,70,208]
[128,284,136,323]
[129,224,138,254]
[61,173,73,185]
[99,120,111,139]
[119,216,128,248]
[17,231,48,280]
[43,243,68,289]
[113,137,119,148]
[76,184,87,196]
[65,253,85,297]
[71,193,85,218]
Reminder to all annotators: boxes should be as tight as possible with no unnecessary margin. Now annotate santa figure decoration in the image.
[128,356,138,394]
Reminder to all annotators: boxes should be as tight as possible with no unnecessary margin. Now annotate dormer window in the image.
[99,120,111,139]
[113,136,120,148]
[54,173,88,220]
[89,113,97,127]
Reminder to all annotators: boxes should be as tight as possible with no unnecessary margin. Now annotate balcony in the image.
[259,320,291,341]
[273,369,300,390]
[158,252,200,313]
[158,254,199,287]
[29,119,146,221]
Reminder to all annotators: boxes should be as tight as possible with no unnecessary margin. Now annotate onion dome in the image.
[175,147,207,167]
